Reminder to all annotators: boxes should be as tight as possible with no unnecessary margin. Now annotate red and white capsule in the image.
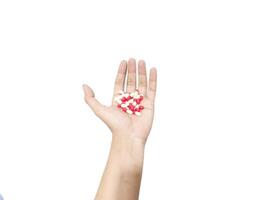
[115,89,145,115]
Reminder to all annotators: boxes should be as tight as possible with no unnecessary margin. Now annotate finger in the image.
[137,59,147,96]
[126,58,137,93]
[147,67,157,101]
[113,60,127,97]
[82,84,105,118]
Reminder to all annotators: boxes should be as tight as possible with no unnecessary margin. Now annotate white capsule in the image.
[135,111,141,116]
[124,93,130,98]
[121,104,127,108]
[134,94,140,99]
[118,90,124,94]
[126,110,133,114]
[132,101,137,106]
[116,99,122,104]
[125,101,130,106]
[115,95,123,101]
[128,99,134,104]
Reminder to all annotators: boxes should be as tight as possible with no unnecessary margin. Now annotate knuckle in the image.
[149,86,156,92]
[127,77,136,85]
[139,79,147,86]
[115,77,123,85]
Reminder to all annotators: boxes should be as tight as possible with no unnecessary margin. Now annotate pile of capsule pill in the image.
[114,89,144,115]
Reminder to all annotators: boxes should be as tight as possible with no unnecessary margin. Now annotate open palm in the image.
[83,58,157,143]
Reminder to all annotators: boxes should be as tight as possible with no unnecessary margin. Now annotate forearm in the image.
[95,134,146,200]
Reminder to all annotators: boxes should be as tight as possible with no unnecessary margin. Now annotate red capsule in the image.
[117,104,121,108]
[121,97,127,102]
[139,105,144,110]
[134,107,141,112]
[126,96,132,101]
[139,96,144,101]
[128,104,134,111]
[122,107,127,112]
[135,99,141,104]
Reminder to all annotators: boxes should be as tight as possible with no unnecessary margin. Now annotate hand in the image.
[83,58,157,144]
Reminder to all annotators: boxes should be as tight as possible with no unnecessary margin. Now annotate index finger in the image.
[112,60,127,101]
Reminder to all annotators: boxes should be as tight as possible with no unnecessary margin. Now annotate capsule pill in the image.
[115,89,145,115]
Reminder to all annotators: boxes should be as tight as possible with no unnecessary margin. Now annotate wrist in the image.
[110,134,145,171]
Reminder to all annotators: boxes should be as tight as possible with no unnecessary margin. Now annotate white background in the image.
[0,0,267,199]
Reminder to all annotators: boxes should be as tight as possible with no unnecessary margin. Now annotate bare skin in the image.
[83,58,157,200]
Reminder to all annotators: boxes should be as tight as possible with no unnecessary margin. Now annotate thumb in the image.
[82,84,105,118]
